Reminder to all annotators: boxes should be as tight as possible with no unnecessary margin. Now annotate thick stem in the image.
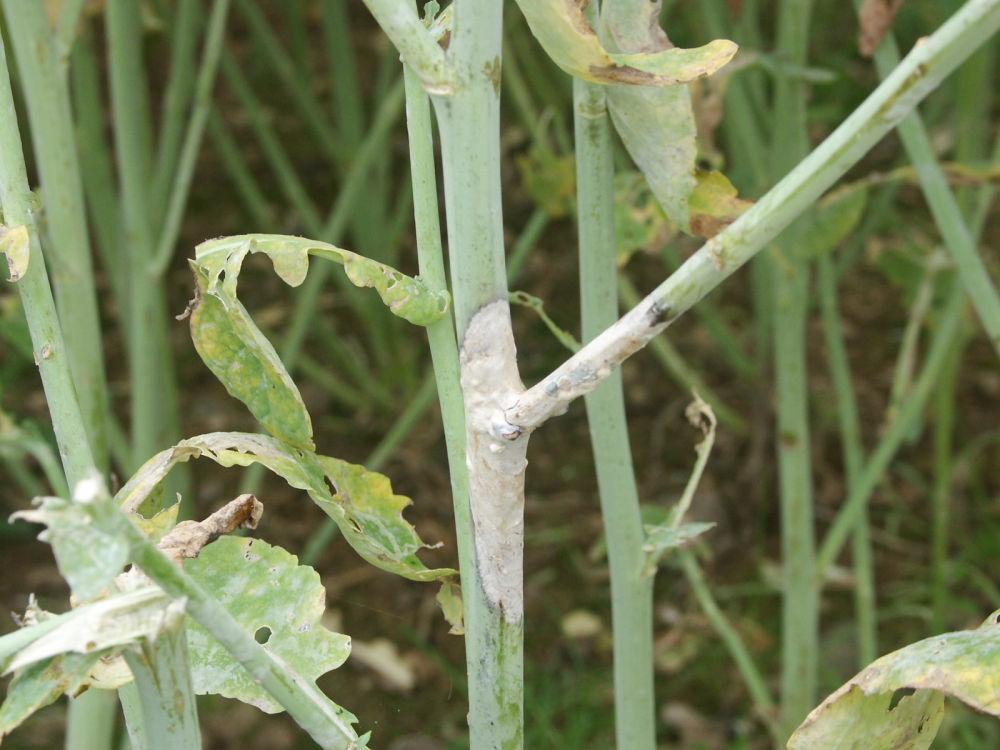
[429,1,525,745]
[574,70,655,750]
[501,0,1000,436]
[771,0,816,736]
[1,0,111,470]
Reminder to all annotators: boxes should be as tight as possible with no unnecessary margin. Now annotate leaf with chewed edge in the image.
[512,0,736,86]
[184,536,353,714]
[116,432,455,582]
[789,610,1000,749]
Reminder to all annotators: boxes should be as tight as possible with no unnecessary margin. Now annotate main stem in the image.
[431,2,525,747]
[574,66,655,749]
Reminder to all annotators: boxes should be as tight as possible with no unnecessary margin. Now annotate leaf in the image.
[11,496,129,602]
[516,147,577,218]
[643,522,716,558]
[436,581,464,635]
[6,587,174,674]
[687,170,753,238]
[129,500,180,543]
[512,0,736,86]
[0,652,103,740]
[0,224,29,282]
[116,432,455,582]
[798,187,869,259]
[613,171,675,265]
[193,234,450,326]
[607,84,699,229]
[789,610,1000,749]
[190,265,315,452]
[183,536,353,714]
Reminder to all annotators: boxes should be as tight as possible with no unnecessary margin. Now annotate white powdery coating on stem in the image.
[460,300,529,623]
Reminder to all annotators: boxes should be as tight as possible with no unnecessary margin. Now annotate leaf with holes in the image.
[183,536,353,714]
[789,610,1000,749]
[116,432,454,581]
[512,0,736,86]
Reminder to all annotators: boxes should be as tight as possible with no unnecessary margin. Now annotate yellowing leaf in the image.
[513,0,736,86]
[435,581,464,635]
[687,170,753,238]
[516,147,577,218]
[789,611,1000,749]
[116,433,455,582]
[0,653,102,740]
[0,224,29,282]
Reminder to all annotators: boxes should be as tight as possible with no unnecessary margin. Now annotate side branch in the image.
[499,0,1000,438]
[361,0,453,94]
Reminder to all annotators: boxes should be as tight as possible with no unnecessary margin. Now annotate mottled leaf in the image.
[184,536,352,714]
[798,187,869,259]
[512,0,736,86]
[190,265,314,452]
[516,147,576,218]
[790,610,1000,749]
[613,172,675,265]
[129,501,180,543]
[193,234,449,326]
[0,653,102,740]
[0,224,29,282]
[11,496,128,602]
[117,433,454,582]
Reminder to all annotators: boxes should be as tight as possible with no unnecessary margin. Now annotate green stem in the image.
[2,0,111,470]
[0,32,119,750]
[149,0,231,278]
[770,1,816,735]
[817,255,876,666]
[574,66,655,750]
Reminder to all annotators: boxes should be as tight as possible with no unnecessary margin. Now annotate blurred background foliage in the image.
[0,0,998,747]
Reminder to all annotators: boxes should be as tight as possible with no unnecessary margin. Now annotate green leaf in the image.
[512,0,736,86]
[613,171,674,266]
[789,610,1000,749]
[193,234,450,326]
[11,496,129,602]
[117,432,455,582]
[798,187,869,259]
[436,581,465,635]
[190,265,315,452]
[515,147,576,218]
[0,653,102,740]
[184,536,353,715]
[0,224,29,282]
[129,501,180,543]
[643,521,715,559]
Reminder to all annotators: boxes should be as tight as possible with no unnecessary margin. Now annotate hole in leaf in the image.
[254,626,272,645]
[888,687,916,711]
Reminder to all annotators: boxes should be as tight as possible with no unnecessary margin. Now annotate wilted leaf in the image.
[789,610,1000,749]
[513,0,736,86]
[190,265,315,452]
[798,187,869,259]
[117,433,455,582]
[193,234,449,326]
[688,170,753,238]
[858,0,906,57]
[613,172,675,265]
[0,224,29,282]
[436,581,464,635]
[0,653,102,740]
[11,496,129,602]
[184,536,352,714]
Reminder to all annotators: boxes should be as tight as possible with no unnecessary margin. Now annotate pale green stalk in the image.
[0,34,117,750]
[574,62,654,749]
[817,255,876,666]
[506,208,549,285]
[858,2,1000,357]
[54,0,88,68]
[403,59,494,749]
[149,0,231,278]
[770,2,816,735]
[2,0,111,470]
[322,0,364,144]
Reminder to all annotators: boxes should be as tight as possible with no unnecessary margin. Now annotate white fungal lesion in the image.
[460,300,530,623]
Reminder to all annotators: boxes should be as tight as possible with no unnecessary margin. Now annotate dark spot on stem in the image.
[484,57,502,97]
[646,301,672,328]
[779,431,799,448]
